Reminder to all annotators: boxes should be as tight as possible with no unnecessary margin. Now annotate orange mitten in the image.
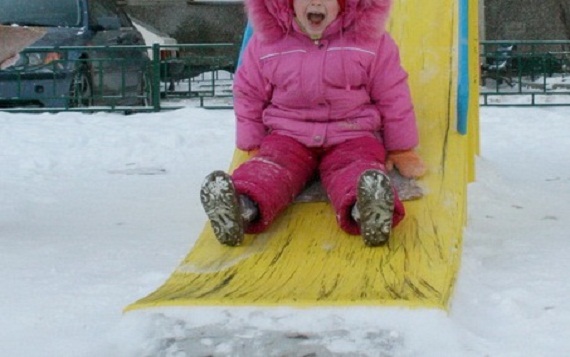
[385,150,427,178]
[247,149,259,158]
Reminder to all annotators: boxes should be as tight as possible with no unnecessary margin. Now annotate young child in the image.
[200,0,426,247]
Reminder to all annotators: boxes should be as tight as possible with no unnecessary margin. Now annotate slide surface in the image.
[126,0,479,312]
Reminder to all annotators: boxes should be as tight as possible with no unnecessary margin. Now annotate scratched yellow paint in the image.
[126,0,479,312]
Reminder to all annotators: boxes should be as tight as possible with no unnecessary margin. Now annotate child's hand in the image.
[386,150,427,178]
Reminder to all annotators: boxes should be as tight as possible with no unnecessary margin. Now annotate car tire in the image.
[68,65,93,108]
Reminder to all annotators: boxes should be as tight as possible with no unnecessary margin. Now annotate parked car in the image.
[0,0,151,109]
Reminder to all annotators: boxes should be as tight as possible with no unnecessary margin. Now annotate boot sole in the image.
[356,170,395,247]
[200,170,244,246]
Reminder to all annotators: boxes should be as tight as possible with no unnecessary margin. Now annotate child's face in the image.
[293,0,340,39]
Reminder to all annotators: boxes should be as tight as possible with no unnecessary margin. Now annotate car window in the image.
[0,0,81,27]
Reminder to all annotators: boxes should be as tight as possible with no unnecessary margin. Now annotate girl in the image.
[200,0,426,247]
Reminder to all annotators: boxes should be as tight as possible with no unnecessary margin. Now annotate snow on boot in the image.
[239,195,258,223]
[200,170,244,246]
[356,169,395,247]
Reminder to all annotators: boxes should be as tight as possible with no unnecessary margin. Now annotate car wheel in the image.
[68,66,93,108]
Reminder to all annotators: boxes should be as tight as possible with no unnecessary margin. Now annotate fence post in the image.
[152,43,161,111]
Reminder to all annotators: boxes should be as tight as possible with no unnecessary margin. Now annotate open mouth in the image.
[307,12,326,25]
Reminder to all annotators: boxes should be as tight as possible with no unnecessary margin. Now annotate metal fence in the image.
[157,44,234,110]
[6,41,570,111]
[480,40,570,106]
[0,43,237,113]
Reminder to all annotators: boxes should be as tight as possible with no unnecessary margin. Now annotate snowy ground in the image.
[480,74,570,106]
[1,103,570,357]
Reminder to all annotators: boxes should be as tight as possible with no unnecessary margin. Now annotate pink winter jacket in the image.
[233,0,418,152]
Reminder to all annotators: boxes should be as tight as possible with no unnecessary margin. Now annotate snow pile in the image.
[1,105,570,356]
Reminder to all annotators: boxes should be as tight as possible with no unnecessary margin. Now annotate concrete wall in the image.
[123,0,247,67]
[483,0,570,40]
[124,0,570,46]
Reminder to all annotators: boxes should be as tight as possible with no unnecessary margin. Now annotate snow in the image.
[1,103,570,356]
[480,74,570,106]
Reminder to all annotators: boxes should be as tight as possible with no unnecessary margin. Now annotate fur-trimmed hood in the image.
[244,0,393,42]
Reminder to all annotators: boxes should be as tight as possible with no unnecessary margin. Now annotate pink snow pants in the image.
[232,134,405,235]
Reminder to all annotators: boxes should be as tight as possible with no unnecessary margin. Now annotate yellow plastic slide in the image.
[126,0,479,312]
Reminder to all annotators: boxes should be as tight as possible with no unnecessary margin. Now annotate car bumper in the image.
[0,70,73,108]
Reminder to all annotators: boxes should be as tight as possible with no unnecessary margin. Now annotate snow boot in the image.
[200,171,245,246]
[355,169,395,247]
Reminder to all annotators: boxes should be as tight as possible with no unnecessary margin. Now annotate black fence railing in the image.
[6,41,569,111]
[480,40,570,106]
[156,44,234,109]
[0,43,237,113]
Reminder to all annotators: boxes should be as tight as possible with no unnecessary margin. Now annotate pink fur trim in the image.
[244,0,393,42]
